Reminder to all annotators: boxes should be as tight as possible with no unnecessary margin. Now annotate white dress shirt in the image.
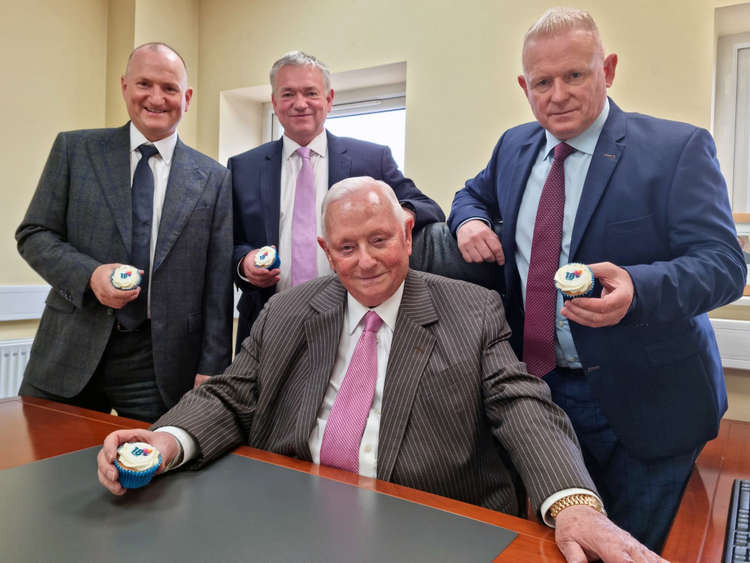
[276,131,333,292]
[128,123,178,316]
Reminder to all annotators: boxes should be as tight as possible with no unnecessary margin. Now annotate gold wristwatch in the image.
[548,493,604,520]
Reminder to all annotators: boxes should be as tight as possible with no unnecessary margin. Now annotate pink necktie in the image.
[319,310,383,473]
[291,146,317,286]
[523,142,575,377]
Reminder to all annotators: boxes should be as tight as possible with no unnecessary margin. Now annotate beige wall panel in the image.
[1,0,108,286]
[106,0,135,127]
[133,0,200,147]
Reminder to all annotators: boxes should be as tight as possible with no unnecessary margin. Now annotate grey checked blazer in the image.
[16,124,233,407]
[155,270,595,515]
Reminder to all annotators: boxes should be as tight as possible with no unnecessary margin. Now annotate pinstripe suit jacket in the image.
[154,270,595,515]
[16,124,234,407]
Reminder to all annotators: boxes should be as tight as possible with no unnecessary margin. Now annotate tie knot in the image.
[296,146,311,160]
[553,142,575,161]
[138,143,159,160]
[363,311,383,333]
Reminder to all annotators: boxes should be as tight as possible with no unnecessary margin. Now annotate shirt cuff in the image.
[540,488,604,527]
[457,217,491,230]
[155,426,198,471]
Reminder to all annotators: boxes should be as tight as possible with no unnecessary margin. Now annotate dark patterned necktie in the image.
[117,143,158,329]
[523,142,575,377]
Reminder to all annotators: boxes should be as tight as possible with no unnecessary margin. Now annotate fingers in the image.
[560,262,633,327]
[89,264,142,309]
[193,373,211,389]
[97,429,166,495]
[242,251,281,287]
[456,220,505,264]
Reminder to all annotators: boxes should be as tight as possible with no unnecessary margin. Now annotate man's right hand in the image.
[242,249,281,287]
[97,429,180,496]
[89,264,141,309]
[456,220,505,265]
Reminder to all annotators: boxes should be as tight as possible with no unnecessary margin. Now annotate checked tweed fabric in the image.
[523,142,575,377]
[319,310,383,473]
[291,146,317,287]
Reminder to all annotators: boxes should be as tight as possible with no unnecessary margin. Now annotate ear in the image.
[183,88,193,112]
[404,213,415,257]
[603,54,618,88]
[325,88,334,113]
[317,236,335,271]
[517,75,530,99]
[121,75,127,100]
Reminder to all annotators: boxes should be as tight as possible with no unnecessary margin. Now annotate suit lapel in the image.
[569,100,626,259]
[502,128,545,291]
[89,124,132,253]
[377,271,437,481]
[153,139,204,272]
[261,139,283,244]
[327,132,352,186]
[294,278,347,459]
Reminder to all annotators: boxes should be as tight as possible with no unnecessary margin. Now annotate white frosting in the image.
[254,246,277,268]
[117,442,160,471]
[111,265,141,290]
[554,263,594,295]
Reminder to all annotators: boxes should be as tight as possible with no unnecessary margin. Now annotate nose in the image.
[292,93,308,109]
[549,78,569,103]
[357,247,377,270]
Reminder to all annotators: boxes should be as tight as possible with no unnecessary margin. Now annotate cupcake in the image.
[113,442,162,489]
[254,245,281,269]
[554,263,595,299]
[111,265,142,290]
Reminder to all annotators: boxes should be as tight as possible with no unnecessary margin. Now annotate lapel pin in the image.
[603,153,617,160]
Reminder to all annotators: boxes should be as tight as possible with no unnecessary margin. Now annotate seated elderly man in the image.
[97,177,662,562]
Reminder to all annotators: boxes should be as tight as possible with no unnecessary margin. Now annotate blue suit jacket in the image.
[229,131,445,343]
[449,100,747,459]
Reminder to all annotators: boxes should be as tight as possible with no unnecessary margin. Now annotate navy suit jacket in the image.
[229,131,444,343]
[449,99,747,459]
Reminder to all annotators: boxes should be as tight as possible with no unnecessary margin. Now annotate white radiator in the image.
[0,338,32,399]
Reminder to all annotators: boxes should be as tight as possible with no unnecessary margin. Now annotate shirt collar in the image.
[345,281,405,335]
[129,122,178,165]
[543,98,610,158]
[282,129,328,161]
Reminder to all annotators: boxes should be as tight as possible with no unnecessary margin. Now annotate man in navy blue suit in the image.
[230,51,444,348]
[449,7,746,552]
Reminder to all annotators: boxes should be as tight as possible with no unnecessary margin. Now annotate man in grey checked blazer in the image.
[16,43,233,422]
[97,178,661,561]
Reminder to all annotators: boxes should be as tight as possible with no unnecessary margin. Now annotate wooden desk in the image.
[662,418,750,562]
[0,396,564,562]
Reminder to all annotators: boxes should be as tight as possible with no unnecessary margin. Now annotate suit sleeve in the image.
[16,132,101,309]
[197,167,234,375]
[153,294,271,465]
[447,135,504,234]
[228,156,256,292]
[479,290,596,511]
[623,128,747,324]
[378,145,445,229]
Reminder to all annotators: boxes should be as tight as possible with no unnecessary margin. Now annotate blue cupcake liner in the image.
[114,454,161,489]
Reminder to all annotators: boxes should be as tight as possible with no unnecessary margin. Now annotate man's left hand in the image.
[193,374,211,389]
[555,506,665,562]
[561,262,634,328]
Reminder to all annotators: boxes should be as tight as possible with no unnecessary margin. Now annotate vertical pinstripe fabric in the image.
[154,270,595,516]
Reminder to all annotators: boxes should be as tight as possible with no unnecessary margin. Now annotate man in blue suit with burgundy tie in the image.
[449,7,746,552]
[229,51,444,348]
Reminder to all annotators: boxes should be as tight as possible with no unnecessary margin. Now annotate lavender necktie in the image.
[319,310,383,473]
[291,146,317,286]
[523,142,575,377]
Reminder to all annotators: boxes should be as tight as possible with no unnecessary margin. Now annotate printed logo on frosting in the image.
[119,271,133,279]
[131,445,153,457]
[258,249,270,260]
[565,269,583,280]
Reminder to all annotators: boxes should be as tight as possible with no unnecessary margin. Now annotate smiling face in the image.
[121,46,192,141]
[318,183,413,307]
[518,28,616,140]
[271,64,333,146]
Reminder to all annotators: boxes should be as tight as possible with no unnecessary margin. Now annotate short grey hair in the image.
[126,42,187,77]
[269,51,331,93]
[320,177,407,240]
[522,7,604,69]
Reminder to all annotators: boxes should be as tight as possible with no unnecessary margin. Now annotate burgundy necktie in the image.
[291,146,317,286]
[319,311,383,473]
[523,142,575,377]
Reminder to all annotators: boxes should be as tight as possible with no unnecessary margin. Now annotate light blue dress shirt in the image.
[515,100,610,369]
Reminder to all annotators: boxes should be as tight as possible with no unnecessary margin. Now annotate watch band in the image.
[163,437,184,472]
[548,493,604,520]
